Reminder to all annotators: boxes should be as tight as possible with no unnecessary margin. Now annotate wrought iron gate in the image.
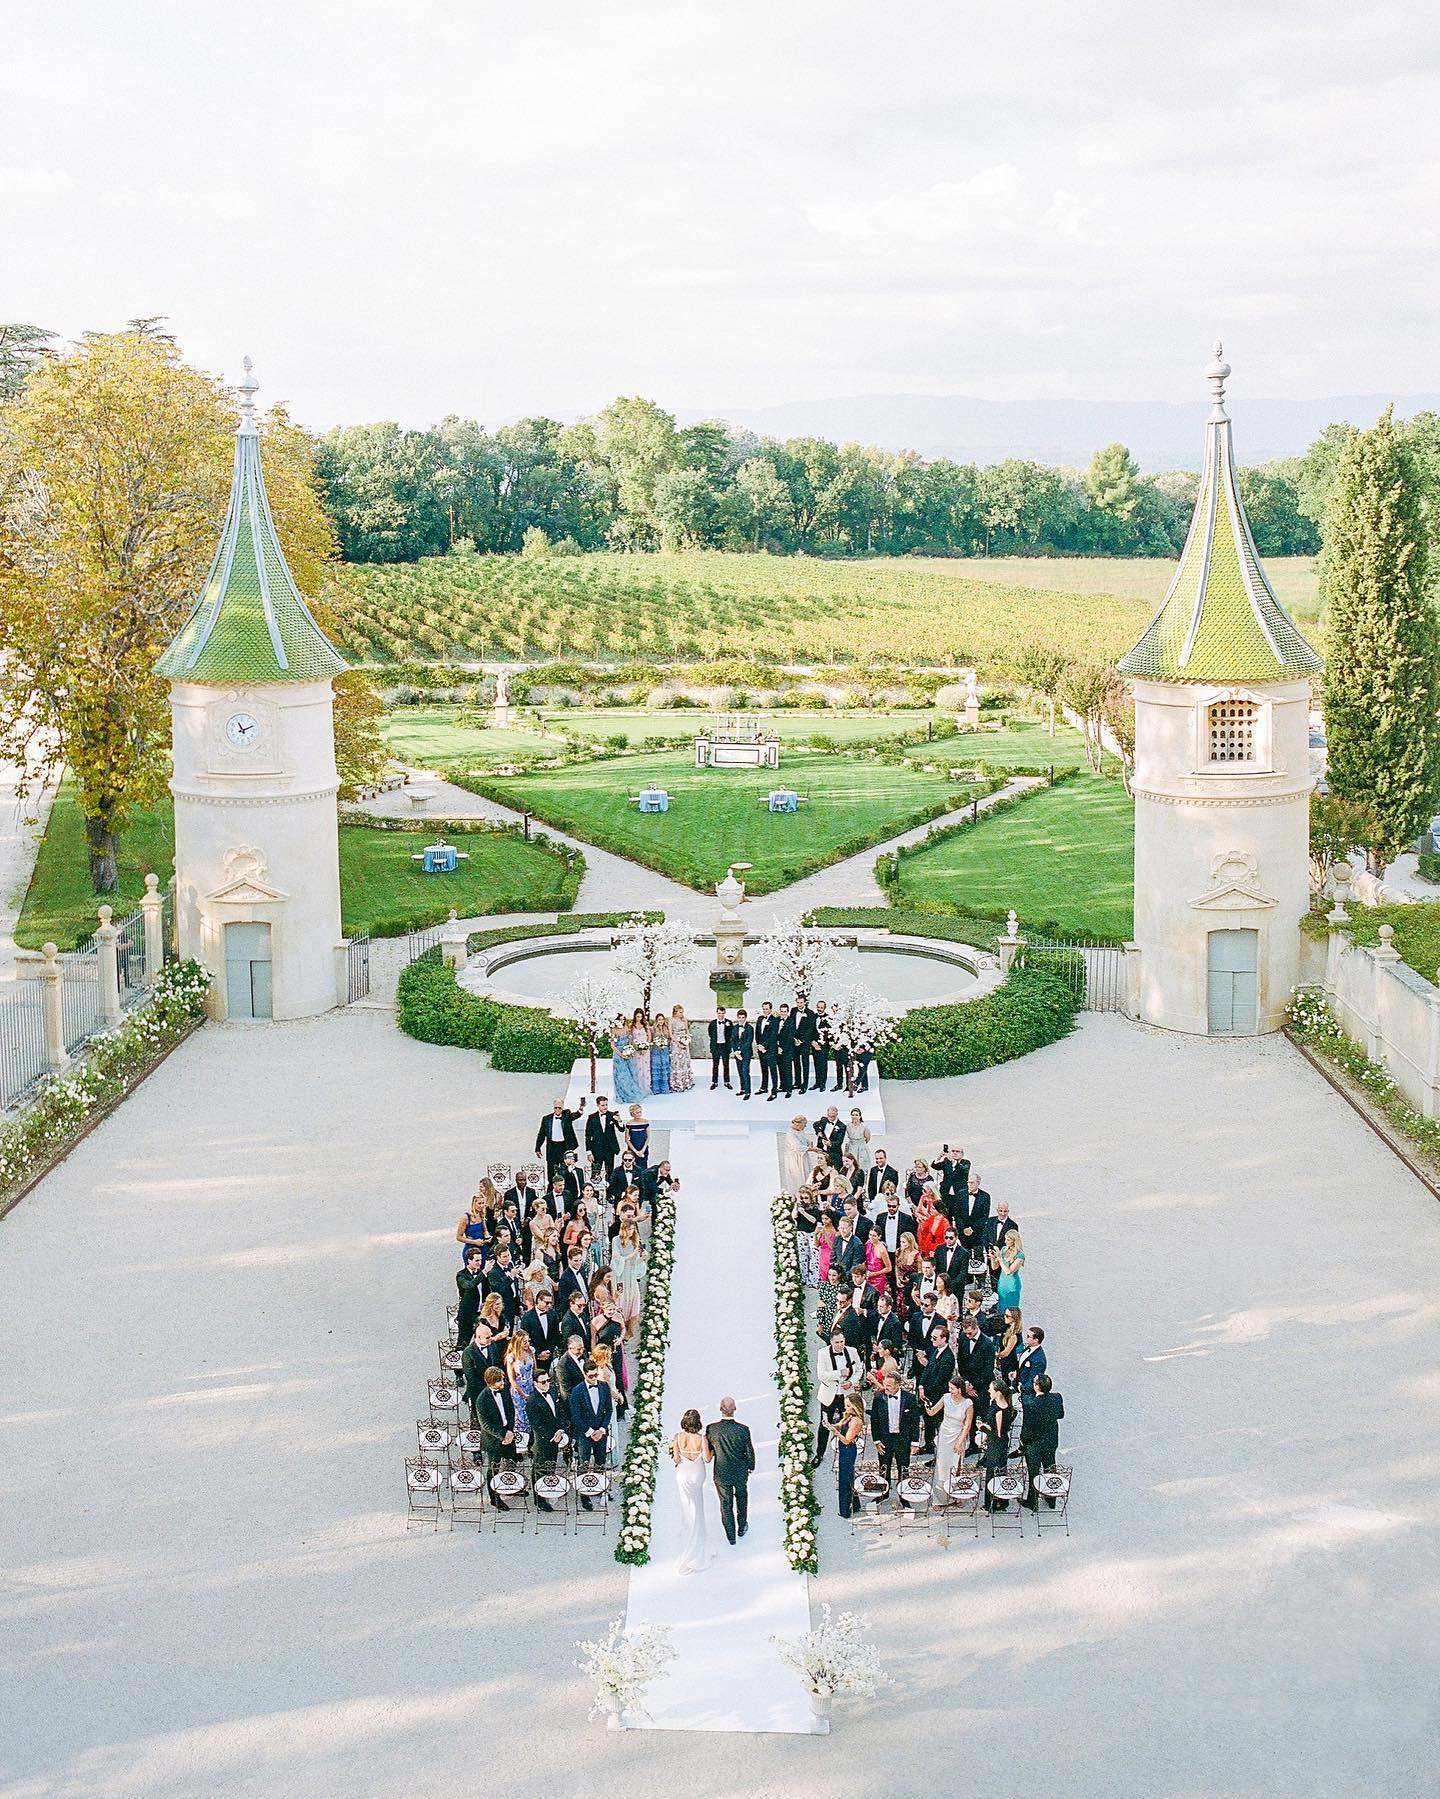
[347,932,371,1002]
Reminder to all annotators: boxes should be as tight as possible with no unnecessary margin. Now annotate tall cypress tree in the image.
[1321,408,1440,869]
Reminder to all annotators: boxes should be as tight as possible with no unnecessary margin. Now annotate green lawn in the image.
[537,708,942,745]
[896,775,1135,940]
[15,781,579,947]
[380,707,556,766]
[475,749,978,895]
[901,718,1106,773]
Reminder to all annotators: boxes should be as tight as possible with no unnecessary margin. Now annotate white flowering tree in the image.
[772,1605,890,1716]
[563,972,622,1092]
[609,914,703,1014]
[747,915,840,1006]
[575,1617,675,1728]
[828,982,900,1095]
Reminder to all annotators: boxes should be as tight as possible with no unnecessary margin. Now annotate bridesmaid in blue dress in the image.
[649,1011,672,1091]
[611,1016,642,1107]
[629,1010,652,1095]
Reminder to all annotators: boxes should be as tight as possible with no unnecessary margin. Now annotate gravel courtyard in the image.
[2,1010,1437,1798]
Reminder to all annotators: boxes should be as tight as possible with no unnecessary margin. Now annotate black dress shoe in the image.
[738,1525,748,1538]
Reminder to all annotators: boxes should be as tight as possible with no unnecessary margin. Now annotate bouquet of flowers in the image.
[575,1617,674,1727]
[773,1605,890,1701]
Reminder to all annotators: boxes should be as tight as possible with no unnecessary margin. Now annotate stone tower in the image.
[156,358,349,1021]
[1118,345,1322,1035]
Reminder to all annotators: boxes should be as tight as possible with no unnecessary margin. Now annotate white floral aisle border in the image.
[614,1183,677,1564]
[771,1191,820,1574]
[0,959,211,1206]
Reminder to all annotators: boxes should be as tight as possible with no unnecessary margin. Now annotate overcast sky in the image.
[4,0,1437,431]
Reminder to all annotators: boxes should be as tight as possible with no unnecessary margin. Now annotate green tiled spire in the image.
[1118,345,1322,684]
[157,358,348,684]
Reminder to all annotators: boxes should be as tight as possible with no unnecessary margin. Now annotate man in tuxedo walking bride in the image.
[705,1397,755,1546]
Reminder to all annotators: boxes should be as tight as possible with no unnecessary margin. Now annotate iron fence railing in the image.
[1022,936,1128,1012]
[116,905,148,1008]
[406,921,443,964]
[347,933,371,1002]
[0,987,50,1113]
[59,939,102,1053]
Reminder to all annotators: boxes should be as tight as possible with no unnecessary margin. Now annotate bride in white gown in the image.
[669,1409,715,1575]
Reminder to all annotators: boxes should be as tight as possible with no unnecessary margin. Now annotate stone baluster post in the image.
[39,943,69,1072]
[1369,923,1401,1065]
[441,908,469,971]
[96,904,122,1027]
[140,873,165,981]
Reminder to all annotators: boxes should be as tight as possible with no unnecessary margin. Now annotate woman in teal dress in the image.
[995,1229,1025,1314]
[611,1016,643,1107]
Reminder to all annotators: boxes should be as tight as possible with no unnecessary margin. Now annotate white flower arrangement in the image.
[576,1617,675,1727]
[613,1183,678,1565]
[773,1605,890,1701]
[771,1190,819,1573]
[563,972,622,1092]
[609,914,703,1014]
[747,916,840,1006]
[826,982,900,1093]
[0,958,211,1202]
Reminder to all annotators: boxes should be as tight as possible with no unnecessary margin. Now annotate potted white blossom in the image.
[748,915,840,1007]
[563,971,622,1092]
[576,1618,675,1729]
[827,982,900,1097]
[609,914,704,1013]
[773,1605,890,1733]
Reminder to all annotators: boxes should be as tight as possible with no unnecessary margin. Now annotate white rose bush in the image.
[771,1189,820,1573]
[0,959,211,1205]
[613,1183,677,1564]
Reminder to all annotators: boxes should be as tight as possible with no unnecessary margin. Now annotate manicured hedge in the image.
[397,948,596,1071]
[877,965,1080,1080]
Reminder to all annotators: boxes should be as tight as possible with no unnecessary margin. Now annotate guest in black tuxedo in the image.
[870,1289,904,1371]
[503,1171,538,1221]
[954,1173,991,1271]
[535,1098,585,1175]
[811,1001,833,1092]
[569,1364,613,1504]
[866,1151,901,1206]
[1020,1375,1065,1508]
[733,1009,755,1099]
[707,1009,734,1089]
[558,1286,591,1350]
[555,1334,589,1406]
[792,1003,816,1093]
[906,1292,943,1369]
[956,1317,996,1400]
[870,1372,920,1482]
[930,1146,971,1214]
[981,1200,1020,1260]
[485,1246,520,1327]
[584,1097,622,1182]
[526,1368,568,1495]
[1014,1326,1047,1395]
[831,1287,872,1357]
[830,1216,867,1280]
[706,1397,756,1544]
[607,1151,640,1206]
[917,1323,956,1454]
[461,1322,499,1424]
[813,1104,846,1170]
[755,1001,780,1098]
[456,1248,485,1349]
[934,1224,967,1286]
[638,1157,678,1209]
[871,1190,916,1275]
[520,1289,560,1368]
[475,1368,518,1506]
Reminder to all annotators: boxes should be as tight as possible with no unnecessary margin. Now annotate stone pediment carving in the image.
[1189,848,1275,911]
[208,845,288,904]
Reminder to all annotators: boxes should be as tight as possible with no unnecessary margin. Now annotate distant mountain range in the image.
[686,392,1440,471]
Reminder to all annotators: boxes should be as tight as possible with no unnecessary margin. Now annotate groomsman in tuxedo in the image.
[792,1001,816,1094]
[584,1097,621,1183]
[870,1372,920,1482]
[707,1008,734,1089]
[813,1104,846,1170]
[811,1000,832,1093]
[756,1001,780,1099]
[526,1368,568,1493]
[776,1002,798,1097]
[733,1008,755,1099]
[828,1026,850,1093]
[520,1289,560,1368]
[535,1097,585,1176]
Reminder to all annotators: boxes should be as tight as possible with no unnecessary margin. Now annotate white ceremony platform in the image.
[563,1058,887,1134]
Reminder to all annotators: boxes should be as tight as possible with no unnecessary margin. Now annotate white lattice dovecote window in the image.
[1207,698,1258,764]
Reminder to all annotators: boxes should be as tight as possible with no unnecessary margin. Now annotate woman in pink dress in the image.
[668,1004,695,1091]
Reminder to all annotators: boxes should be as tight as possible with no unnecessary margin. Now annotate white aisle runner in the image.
[622,1124,815,1734]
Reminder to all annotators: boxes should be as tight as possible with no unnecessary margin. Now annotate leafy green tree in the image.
[1321,408,1440,869]
[0,324,55,401]
[1308,792,1376,895]
[1237,462,1321,556]
[1086,442,1141,548]
[1014,644,1069,734]
[315,422,449,561]
[733,456,791,550]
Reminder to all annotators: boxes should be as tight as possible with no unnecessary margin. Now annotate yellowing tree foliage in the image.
[0,331,380,889]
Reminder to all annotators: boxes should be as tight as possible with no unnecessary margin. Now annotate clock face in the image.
[225,712,260,750]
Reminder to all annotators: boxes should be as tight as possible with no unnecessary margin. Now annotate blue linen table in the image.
[767,789,799,813]
[638,789,670,814]
[422,845,459,872]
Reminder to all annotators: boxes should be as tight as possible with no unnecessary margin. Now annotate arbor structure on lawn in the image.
[1118,346,1322,1036]
[156,358,351,1022]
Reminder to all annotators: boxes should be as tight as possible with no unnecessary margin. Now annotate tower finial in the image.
[1205,340,1230,421]
[237,355,259,435]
